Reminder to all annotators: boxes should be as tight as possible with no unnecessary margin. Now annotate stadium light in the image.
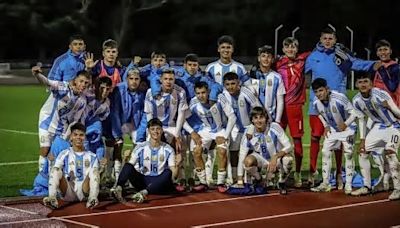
[364,48,371,60]
[274,24,283,56]
[327,24,336,31]
[292,27,300,38]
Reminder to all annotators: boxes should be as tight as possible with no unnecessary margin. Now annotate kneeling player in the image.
[184,82,236,192]
[310,78,357,194]
[237,107,293,195]
[43,123,100,209]
[351,74,400,200]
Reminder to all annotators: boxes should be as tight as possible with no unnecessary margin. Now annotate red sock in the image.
[293,138,303,173]
[334,149,343,175]
[310,137,320,173]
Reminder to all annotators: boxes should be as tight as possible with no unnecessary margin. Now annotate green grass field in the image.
[0,86,359,197]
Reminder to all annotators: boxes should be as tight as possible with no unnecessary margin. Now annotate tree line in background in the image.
[0,0,398,62]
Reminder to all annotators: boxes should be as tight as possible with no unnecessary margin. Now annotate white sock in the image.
[217,170,227,185]
[372,153,385,186]
[114,160,122,182]
[344,152,355,186]
[38,155,46,172]
[321,150,332,185]
[48,167,62,198]
[278,156,293,183]
[205,150,215,182]
[196,169,207,185]
[359,153,371,188]
[386,154,400,190]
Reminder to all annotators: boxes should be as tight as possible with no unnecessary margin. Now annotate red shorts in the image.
[281,104,304,138]
[309,115,324,137]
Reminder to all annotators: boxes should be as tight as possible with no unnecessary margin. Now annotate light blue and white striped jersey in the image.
[39,81,87,135]
[219,87,261,133]
[129,141,175,176]
[313,90,357,132]
[144,84,188,127]
[248,70,286,120]
[205,60,248,85]
[353,88,400,127]
[83,92,110,125]
[241,122,292,158]
[54,147,99,186]
[189,97,234,134]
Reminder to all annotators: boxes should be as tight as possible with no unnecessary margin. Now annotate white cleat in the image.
[131,192,146,203]
[43,196,58,209]
[311,183,332,192]
[344,184,352,195]
[350,187,371,196]
[388,190,400,201]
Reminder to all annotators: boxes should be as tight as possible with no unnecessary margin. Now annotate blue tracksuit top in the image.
[48,50,86,82]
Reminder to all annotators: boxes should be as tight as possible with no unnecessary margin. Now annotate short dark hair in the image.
[217,35,234,46]
[375,39,391,50]
[71,122,86,133]
[250,107,268,120]
[102,39,118,50]
[151,51,166,59]
[311,78,328,90]
[258,45,274,56]
[223,72,239,82]
[194,81,209,91]
[356,72,373,81]
[184,53,199,63]
[282,37,299,47]
[161,67,175,76]
[95,76,112,87]
[321,27,336,36]
[75,70,91,80]
[69,34,84,44]
[147,118,163,128]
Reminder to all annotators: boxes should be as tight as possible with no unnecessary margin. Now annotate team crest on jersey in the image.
[144,156,150,161]
[268,79,272,87]
[266,136,272,143]
[159,154,165,162]
[84,159,90,168]
[260,79,265,87]
[332,106,337,113]
[152,155,157,161]
[69,161,74,166]
[211,107,218,114]
[76,160,82,167]
[239,100,245,107]
[171,99,177,105]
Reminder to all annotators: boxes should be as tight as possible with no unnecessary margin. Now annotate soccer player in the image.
[48,34,86,82]
[184,81,236,192]
[144,68,188,187]
[305,27,376,187]
[275,37,310,187]
[32,66,90,172]
[205,35,249,85]
[220,72,262,186]
[237,107,293,195]
[351,74,400,200]
[110,118,177,203]
[85,39,125,87]
[248,45,286,123]
[373,39,400,106]
[310,78,357,194]
[43,123,100,209]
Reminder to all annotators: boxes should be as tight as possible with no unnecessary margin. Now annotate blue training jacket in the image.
[48,50,86,82]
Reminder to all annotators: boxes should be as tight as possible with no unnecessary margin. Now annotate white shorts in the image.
[365,124,400,153]
[322,128,355,153]
[190,128,225,151]
[62,179,86,202]
[38,128,55,148]
[249,152,291,171]
[229,126,243,151]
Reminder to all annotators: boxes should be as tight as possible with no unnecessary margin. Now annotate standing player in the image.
[310,78,357,194]
[373,39,400,106]
[205,35,249,85]
[248,45,286,123]
[305,27,376,187]
[237,107,293,195]
[351,74,400,200]
[110,118,177,203]
[220,72,262,186]
[43,123,100,209]
[276,37,310,187]
[184,82,236,192]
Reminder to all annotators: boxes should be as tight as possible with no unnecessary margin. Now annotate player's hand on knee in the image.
[358,139,366,154]
[337,123,347,132]
[267,159,277,173]
[323,127,331,137]
[215,136,226,145]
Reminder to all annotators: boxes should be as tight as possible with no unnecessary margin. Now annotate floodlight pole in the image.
[364,48,371,60]
[346,26,355,90]
[274,24,283,56]
[292,27,300,38]
[328,23,336,31]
